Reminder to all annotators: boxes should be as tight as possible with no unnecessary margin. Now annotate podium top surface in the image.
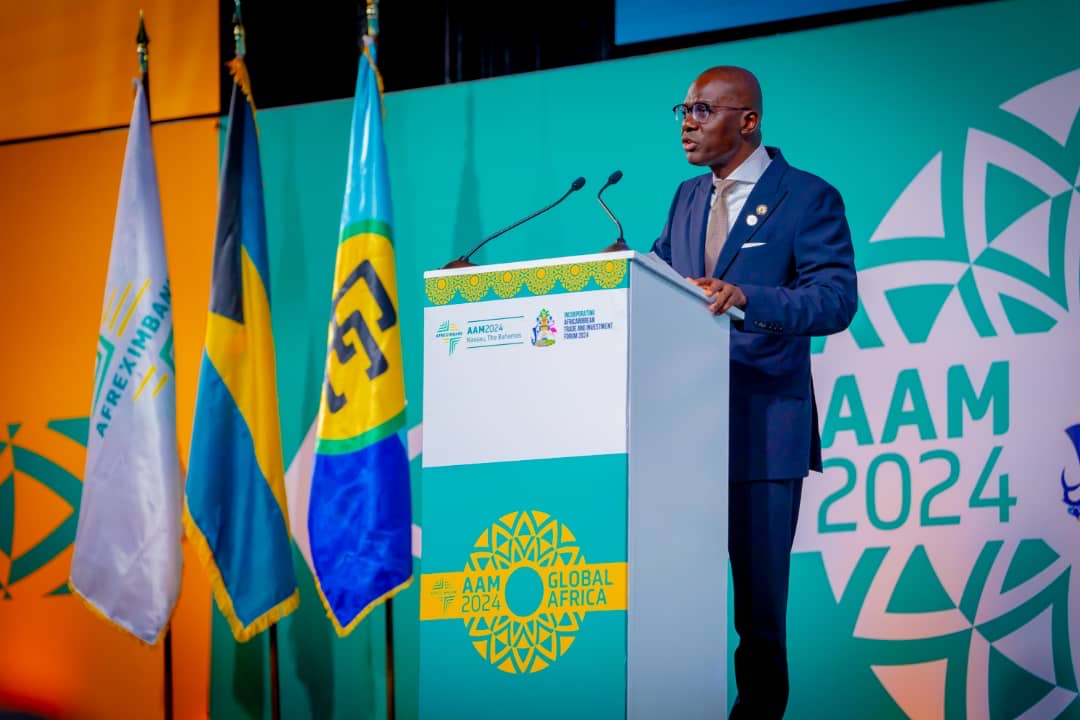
[423,250,636,279]
[424,249,743,319]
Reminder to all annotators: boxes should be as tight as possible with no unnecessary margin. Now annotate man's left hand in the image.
[691,277,747,315]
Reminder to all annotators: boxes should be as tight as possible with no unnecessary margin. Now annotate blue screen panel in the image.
[615,0,907,45]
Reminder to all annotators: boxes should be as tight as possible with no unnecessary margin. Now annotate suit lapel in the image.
[714,148,790,280]
[687,175,711,279]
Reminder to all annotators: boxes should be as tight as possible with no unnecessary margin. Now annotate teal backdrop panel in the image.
[204,0,1080,717]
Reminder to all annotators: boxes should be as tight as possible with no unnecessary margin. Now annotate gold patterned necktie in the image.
[705,178,737,277]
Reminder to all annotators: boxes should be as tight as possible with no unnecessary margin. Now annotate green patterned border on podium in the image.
[425,259,629,305]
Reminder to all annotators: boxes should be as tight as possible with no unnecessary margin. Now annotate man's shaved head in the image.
[679,65,764,177]
[698,66,763,117]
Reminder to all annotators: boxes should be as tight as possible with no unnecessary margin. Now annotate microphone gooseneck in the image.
[444,176,587,268]
[597,169,625,244]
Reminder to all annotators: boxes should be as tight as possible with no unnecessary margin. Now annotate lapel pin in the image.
[746,214,758,226]
[756,204,768,215]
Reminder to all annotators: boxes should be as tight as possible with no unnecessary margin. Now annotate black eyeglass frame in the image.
[672,102,753,123]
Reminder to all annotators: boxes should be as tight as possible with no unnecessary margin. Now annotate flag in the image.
[69,81,183,644]
[307,37,413,636]
[183,57,298,642]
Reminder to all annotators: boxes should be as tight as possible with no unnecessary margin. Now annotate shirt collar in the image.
[720,143,771,185]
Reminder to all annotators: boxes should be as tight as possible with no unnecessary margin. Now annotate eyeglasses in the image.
[672,102,752,124]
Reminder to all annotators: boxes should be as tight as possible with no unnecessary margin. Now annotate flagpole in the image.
[359,2,397,718]
[163,630,174,720]
[136,17,175,720]
[228,5,283,718]
[269,626,282,720]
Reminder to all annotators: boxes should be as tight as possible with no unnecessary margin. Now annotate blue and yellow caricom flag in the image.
[184,56,298,642]
[307,37,413,636]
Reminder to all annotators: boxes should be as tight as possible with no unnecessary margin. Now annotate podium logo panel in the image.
[420,509,627,674]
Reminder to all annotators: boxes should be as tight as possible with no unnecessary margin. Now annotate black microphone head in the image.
[571,176,586,191]
[608,170,623,185]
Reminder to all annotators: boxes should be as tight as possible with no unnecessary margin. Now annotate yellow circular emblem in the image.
[463,510,586,674]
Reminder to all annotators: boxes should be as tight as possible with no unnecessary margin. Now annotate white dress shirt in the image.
[708,143,772,234]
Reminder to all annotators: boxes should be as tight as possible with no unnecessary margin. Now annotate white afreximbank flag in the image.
[69,81,183,644]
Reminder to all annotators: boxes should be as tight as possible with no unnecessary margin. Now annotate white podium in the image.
[418,250,732,719]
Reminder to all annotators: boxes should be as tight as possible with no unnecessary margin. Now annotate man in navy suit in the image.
[652,66,857,718]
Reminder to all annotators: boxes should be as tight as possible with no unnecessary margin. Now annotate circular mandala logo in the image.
[464,511,584,673]
[850,68,1080,348]
[420,509,627,674]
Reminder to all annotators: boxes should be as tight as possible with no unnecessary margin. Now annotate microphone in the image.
[597,170,629,253]
[443,177,587,268]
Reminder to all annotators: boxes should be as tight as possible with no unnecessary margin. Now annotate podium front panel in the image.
[420,257,633,719]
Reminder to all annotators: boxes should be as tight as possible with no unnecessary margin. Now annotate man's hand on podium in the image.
[690,277,747,316]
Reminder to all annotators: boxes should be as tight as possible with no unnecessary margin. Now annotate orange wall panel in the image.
[0,0,219,142]
[0,116,218,719]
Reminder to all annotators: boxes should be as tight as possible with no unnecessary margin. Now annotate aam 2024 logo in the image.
[805,66,1080,719]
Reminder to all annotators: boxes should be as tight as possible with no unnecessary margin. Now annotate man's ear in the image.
[742,111,760,136]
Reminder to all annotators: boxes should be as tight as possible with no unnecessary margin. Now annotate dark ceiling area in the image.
[219,0,990,113]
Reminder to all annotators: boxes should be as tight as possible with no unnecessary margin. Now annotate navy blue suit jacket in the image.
[652,147,857,482]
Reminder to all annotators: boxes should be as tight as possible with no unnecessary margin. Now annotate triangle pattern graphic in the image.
[987,200,1053,275]
[999,68,1080,146]
[884,285,955,344]
[886,545,956,613]
[47,581,71,596]
[10,472,74,560]
[45,418,89,447]
[987,643,1056,719]
[984,163,1051,246]
[999,294,1057,334]
[0,473,13,556]
[871,659,947,720]
[992,605,1056,685]
[1001,539,1059,594]
[819,546,864,604]
[7,425,20,440]
[1057,695,1080,719]
[870,152,945,242]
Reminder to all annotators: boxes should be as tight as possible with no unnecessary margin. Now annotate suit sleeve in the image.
[650,183,682,264]
[739,183,857,336]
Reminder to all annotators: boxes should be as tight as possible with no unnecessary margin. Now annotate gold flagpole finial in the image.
[136,10,150,77]
[232,0,246,58]
[365,0,380,43]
